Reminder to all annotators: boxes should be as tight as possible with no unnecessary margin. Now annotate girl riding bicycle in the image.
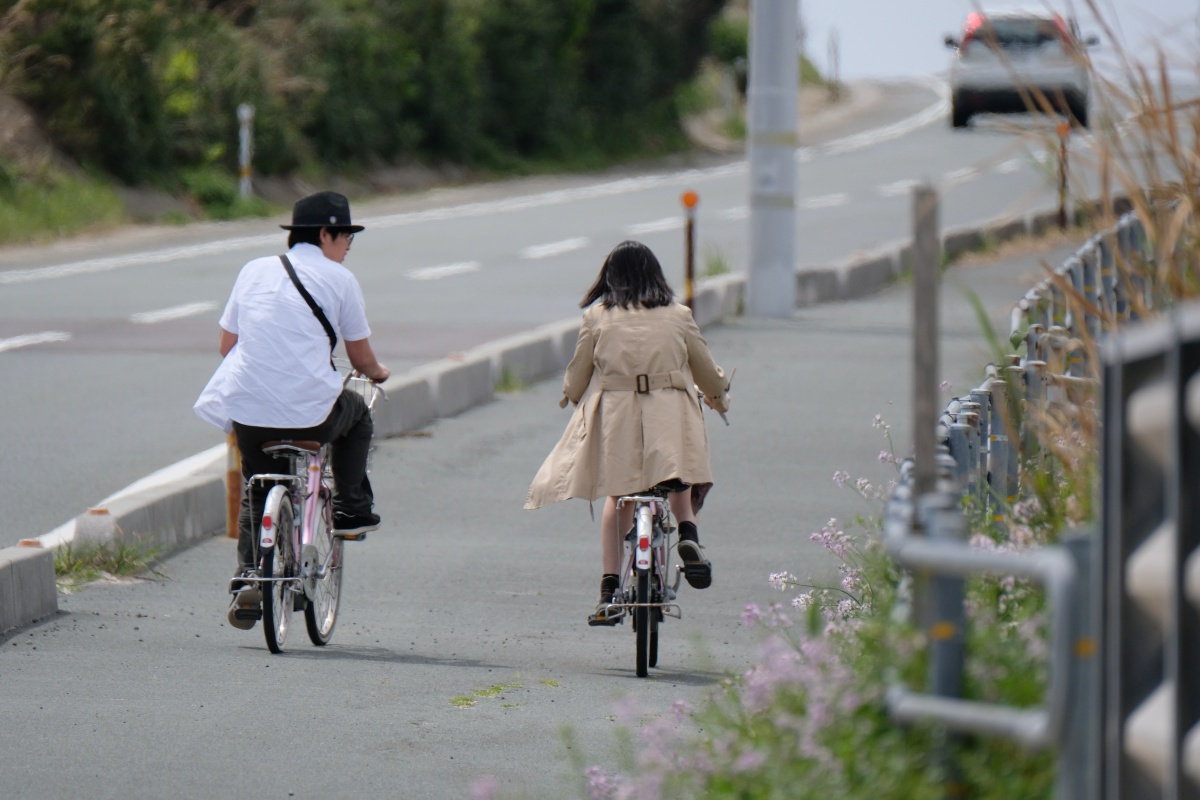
[525,240,731,625]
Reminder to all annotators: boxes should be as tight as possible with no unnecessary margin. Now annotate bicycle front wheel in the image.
[304,489,343,645]
[261,500,294,654]
[635,567,650,677]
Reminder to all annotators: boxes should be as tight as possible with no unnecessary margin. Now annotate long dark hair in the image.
[580,240,675,309]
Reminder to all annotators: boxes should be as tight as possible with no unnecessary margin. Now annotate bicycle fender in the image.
[259,485,291,550]
[635,506,653,571]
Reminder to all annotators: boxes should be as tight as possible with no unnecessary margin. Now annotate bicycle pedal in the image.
[232,607,262,621]
[336,531,368,541]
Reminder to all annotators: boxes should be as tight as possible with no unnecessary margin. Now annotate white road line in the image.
[625,217,683,236]
[130,301,216,324]
[0,235,275,286]
[877,179,921,198]
[1,81,950,286]
[801,193,850,209]
[942,166,980,187]
[817,76,950,157]
[720,206,749,220]
[0,330,71,353]
[406,261,481,281]
[994,158,1023,174]
[520,237,590,260]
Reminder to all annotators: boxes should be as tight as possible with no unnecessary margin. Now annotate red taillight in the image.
[638,536,649,551]
[961,12,983,48]
[262,515,272,529]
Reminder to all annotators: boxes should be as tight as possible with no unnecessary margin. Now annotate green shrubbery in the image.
[0,0,726,189]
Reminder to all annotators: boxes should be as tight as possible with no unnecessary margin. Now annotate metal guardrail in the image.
[1099,300,1200,799]
[882,209,1152,799]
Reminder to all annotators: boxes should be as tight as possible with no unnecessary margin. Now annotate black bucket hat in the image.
[280,191,365,233]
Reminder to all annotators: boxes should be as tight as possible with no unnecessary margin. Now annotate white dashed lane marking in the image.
[801,193,850,209]
[130,301,217,324]
[942,167,980,187]
[406,262,481,281]
[0,331,71,353]
[625,217,683,236]
[519,237,590,260]
[878,179,921,198]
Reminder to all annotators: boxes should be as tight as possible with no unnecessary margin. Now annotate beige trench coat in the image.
[524,302,729,509]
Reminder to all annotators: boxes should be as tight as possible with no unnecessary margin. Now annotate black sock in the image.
[600,574,619,597]
[678,521,699,544]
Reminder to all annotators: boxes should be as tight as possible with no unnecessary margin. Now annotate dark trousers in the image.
[231,390,373,570]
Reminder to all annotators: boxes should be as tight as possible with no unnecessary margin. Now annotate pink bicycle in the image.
[232,371,382,653]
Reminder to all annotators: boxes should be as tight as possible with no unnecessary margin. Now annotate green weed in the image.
[54,540,161,590]
[494,367,530,394]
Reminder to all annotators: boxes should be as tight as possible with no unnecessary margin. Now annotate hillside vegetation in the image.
[0,0,725,190]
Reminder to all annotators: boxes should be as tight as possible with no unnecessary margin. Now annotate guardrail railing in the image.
[882,201,1158,799]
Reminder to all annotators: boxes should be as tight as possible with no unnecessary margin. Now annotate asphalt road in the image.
[0,78,1091,544]
[0,232,1088,798]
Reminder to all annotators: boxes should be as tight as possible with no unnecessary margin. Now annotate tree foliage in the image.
[0,0,727,184]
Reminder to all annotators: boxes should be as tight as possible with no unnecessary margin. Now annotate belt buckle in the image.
[636,374,650,393]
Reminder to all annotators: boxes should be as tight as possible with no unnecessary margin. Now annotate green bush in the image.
[0,0,728,186]
[708,16,748,65]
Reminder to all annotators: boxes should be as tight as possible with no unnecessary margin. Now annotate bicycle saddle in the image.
[647,478,690,495]
[261,439,322,455]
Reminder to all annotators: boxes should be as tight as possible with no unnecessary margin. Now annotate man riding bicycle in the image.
[194,191,390,629]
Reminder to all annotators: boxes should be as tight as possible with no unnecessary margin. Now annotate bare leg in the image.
[668,490,696,529]
[601,496,634,575]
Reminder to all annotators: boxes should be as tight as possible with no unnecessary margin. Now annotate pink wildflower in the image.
[741,603,763,625]
[471,777,499,800]
[768,571,795,591]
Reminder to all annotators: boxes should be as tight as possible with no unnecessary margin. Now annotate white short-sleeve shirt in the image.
[194,243,372,430]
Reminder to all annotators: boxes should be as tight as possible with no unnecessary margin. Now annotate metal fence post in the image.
[1059,533,1100,800]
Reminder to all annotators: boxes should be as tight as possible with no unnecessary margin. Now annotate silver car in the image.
[944,9,1098,128]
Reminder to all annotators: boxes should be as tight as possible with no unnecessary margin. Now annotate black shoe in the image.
[678,540,712,589]
[227,569,262,630]
[333,509,380,538]
[588,592,622,627]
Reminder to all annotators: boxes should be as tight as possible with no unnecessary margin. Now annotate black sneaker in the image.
[588,597,622,627]
[227,569,262,630]
[333,509,381,538]
[678,540,712,589]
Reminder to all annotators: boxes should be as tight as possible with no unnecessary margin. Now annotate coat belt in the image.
[599,370,688,393]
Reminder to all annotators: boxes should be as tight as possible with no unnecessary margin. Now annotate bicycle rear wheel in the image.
[304,489,343,645]
[261,500,294,654]
[635,567,650,677]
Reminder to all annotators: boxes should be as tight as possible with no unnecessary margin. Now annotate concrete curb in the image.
[0,197,1120,635]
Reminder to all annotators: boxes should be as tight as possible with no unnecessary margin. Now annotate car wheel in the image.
[1069,99,1089,129]
[951,102,971,128]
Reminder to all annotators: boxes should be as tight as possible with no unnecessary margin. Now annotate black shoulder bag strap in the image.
[279,254,337,371]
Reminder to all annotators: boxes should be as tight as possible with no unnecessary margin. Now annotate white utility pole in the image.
[746,0,799,317]
[237,103,255,199]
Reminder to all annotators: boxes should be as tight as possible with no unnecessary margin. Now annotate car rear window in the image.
[967,17,1065,49]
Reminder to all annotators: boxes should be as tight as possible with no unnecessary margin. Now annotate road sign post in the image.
[1057,120,1070,230]
[238,103,255,199]
[226,431,240,539]
[682,190,698,310]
